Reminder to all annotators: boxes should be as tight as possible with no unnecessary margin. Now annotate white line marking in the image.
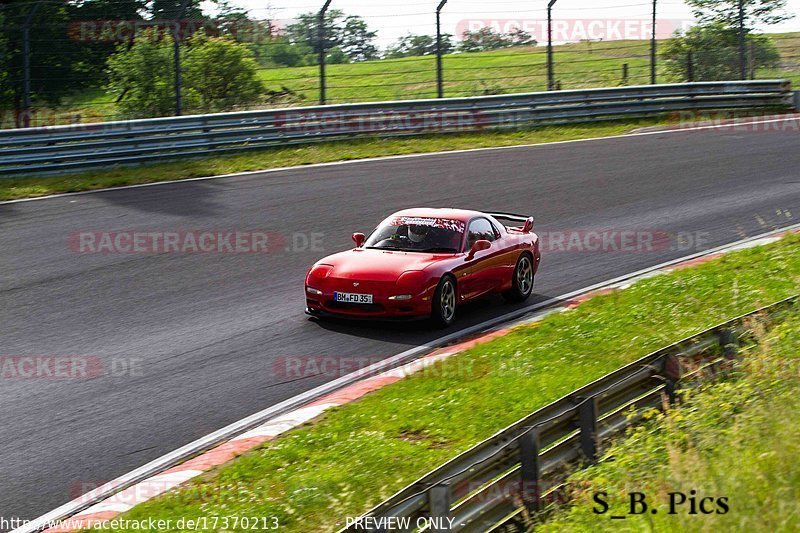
[2,114,798,206]
[232,403,338,440]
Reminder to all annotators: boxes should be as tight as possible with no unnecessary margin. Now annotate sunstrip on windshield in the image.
[387,217,466,233]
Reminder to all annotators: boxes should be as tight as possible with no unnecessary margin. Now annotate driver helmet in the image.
[408,224,430,243]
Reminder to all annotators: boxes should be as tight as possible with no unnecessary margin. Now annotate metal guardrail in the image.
[0,80,793,177]
[342,294,799,533]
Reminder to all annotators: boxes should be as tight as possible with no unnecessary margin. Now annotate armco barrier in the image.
[341,295,798,532]
[0,80,793,177]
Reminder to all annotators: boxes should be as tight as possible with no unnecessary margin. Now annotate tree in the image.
[0,8,11,116]
[457,27,537,53]
[106,29,179,118]
[0,1,89,121]
[285,9,377,63]
[341,16,378,61]
[507,28,537,47]
[183,34,263,112]
[684,0,793,28]
[106,30,263,117]
[151,0,205,20]
[254,36,313,67]
[661,22,780,81]
[386,33,454,58]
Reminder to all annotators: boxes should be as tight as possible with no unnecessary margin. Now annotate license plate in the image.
[334,292,373,304]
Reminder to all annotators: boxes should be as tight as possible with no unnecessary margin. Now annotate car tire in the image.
[503,253,535,303]
[431,275,457,327]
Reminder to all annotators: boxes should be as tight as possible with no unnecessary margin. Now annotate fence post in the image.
[519,428,542,511]
[547,0,558,90]
[435,0,448,99]
[621,63,629,86]
[650,0,657,84]
[428,483,451,531]
[21,1,43,128]
[577,397,598,461]
[318,0,333,105]
[686,51,694,82]
[737,0,746,80]
[173,0,191,117]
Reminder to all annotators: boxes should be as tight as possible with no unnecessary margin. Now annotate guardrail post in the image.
[577,396,598,461]
[621,63,629,86]
[662,353,681,405]
[428,483,452,531]
[719,328,739,360]
[794,91,800,112]
[686,51,694,83]
[519,428,542,511]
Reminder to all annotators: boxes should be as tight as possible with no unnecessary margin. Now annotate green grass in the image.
[535,307,800,532]
[85,234,800,533]
[19,32,800,125]
[0,117,666,201]
[257,41,655,105]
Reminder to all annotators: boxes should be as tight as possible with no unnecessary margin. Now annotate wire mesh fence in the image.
[0,0,798,129]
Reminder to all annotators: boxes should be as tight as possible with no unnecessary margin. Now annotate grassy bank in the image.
[88,234,800,532]
[31,33,800,122]
[0,118,663,201]
[536,307,800,532]
[257,35,800,104]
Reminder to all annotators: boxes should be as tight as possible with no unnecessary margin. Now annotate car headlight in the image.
[307,264,333,280]
[395,270,424,291]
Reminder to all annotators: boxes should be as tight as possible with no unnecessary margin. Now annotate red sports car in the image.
[305,208,541,326]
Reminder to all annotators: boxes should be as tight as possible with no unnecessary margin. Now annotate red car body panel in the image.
[305,208,540,320]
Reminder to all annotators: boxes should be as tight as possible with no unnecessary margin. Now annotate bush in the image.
[107,30,264,118]
[662,22,781,81]
[183,34,263,113]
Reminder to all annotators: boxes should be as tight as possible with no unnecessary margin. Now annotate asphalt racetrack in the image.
[1,121,799,521]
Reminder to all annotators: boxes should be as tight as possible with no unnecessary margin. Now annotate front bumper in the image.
[304,306,428,322]
[304,280,432,320]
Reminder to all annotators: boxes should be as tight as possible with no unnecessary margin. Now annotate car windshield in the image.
[364,216,465,253]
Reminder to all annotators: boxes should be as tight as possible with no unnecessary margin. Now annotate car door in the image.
[459,217,503,300]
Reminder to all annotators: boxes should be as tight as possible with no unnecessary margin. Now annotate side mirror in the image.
[467,239,491,259]
[352,232,366,248]
[522,217,535,233]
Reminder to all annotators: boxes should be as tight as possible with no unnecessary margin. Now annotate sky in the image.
[215,0,800,48]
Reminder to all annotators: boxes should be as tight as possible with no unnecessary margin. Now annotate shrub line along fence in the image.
[0,80,794,177]
[341,295,799,533]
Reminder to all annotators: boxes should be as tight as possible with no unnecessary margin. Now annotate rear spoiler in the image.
[488,212,535,233]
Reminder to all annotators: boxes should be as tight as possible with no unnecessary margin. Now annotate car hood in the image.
[318,249,455,281]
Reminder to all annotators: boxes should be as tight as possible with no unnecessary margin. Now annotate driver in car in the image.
[406,223,432,248]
